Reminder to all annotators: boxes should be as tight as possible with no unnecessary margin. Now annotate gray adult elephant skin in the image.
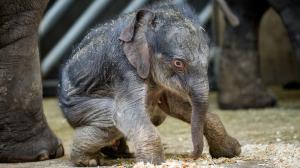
[218,0,300,109]
[58,2,240,166]
[0,0,64,162]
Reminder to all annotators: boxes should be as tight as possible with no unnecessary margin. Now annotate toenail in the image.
[38,151,49,161]
[55,144,64,158]
[89,159,98,166]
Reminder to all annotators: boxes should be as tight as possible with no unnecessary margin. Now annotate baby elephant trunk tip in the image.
[190,110,205,160]
[191,125,204,160]
[192,147,202,160]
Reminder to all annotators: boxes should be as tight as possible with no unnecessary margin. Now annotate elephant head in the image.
[119,8,209,159]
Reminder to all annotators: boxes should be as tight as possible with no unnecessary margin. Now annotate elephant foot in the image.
[100,138,133,158]
[209,135,241,158]
[205,113,241,158]
[73,155,103,167]
[71,147,104,167]
[0,126,64,162]
[218,79,277,109]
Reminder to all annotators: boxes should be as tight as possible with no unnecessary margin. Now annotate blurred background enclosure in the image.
[259,9,300,85]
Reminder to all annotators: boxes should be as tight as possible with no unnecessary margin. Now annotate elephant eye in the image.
[171,59,186,72]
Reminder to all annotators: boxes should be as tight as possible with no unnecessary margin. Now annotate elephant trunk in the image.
[189,80,209,159]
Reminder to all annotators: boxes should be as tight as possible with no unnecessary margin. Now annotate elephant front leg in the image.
[159,92,241,158]
[218,0,276,109]
[0,0,64,162]
[113,83,164,164]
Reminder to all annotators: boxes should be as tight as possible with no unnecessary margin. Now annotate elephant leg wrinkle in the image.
[0,0,64,162]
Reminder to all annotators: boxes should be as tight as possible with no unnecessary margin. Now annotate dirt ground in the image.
[1,87,300,168]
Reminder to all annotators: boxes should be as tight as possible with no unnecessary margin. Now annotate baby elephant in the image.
[58,2,240,166]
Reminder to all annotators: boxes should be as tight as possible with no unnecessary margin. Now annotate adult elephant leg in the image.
[269,0,300,65]
[218,0,276,109]
[0,0,64,162]
[158,92,241,158]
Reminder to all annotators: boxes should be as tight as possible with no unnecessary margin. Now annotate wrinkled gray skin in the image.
[59,2,240,166]
[0,0,64,162]
[218,0,300,109]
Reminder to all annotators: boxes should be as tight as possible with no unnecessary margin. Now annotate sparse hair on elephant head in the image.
[119,6,210,159]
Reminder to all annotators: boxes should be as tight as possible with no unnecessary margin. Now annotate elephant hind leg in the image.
[71,126,122,166]
[61,97,125,166]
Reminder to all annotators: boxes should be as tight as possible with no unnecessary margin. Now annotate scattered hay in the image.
[240,144,300,168]
[129,144,300,168]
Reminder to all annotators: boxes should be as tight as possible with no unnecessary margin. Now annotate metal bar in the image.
[215,0,239,26]
[212,0,222,46]
[121,0,186,14]
[198,2,213,25]
[39,0,73,37]
[42,0,110,77]
[174,0,187,4]
[121,0,149,14]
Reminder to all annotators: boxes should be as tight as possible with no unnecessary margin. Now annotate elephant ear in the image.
[119,10,155,79]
